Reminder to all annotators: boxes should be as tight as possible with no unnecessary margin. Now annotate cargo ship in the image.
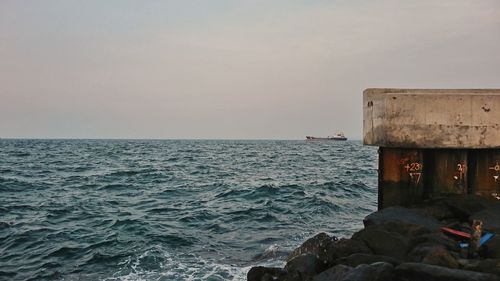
[306,132,347,141]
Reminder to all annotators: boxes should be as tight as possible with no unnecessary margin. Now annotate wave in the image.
[98,183,134,191]
[214,188,250,199]
[47,246,86,258]
[0,139,378,280]
[103,170,146,177]
[99,246,262,281]
[251,244,289,262]
[146,207,179,214]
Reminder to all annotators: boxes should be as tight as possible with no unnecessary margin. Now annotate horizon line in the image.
[0,137,362,141]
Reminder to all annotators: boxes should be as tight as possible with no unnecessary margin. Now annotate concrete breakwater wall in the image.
[246,89,500,281]
[363,89,500,149]
[363,89,500,209]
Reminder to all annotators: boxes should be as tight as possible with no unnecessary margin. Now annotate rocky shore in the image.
[247,195,500,281]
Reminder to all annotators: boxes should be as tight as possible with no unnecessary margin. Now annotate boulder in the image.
[421,246,459,269]
[351,226,408,260]
[363,206,441,233]
[458,258,500,276]
[247,266,287,281]
[407,243,458,268]
[286,232,336,263]
[281,271,302,281]
[382,220,431,238]
[285,254,328,279]
[416,202,455,221]
[248,200,500,281]
[312,264,352,281]
[442,196,488,220]
[336,253,401,267]
[340,262,394,281]
[408,232,459,252]
[472,259,500,276]
[325,238,372,264]
[395,262,500,281]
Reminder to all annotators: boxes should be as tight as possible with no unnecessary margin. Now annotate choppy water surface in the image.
[0,139,378,280]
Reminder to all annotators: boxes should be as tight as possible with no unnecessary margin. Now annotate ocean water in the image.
[0,139,378,281]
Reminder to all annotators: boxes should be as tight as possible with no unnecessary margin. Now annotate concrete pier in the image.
[363,89,500,209]
[247,88,500,281]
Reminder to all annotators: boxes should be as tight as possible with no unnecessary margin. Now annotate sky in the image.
[1,0,500,140]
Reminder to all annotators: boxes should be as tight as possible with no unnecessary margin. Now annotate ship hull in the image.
[306,136,347,141]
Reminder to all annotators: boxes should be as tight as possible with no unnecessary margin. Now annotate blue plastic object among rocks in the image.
[459,232,495,248]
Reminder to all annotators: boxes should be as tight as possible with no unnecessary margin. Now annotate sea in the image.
[0,139,378,281]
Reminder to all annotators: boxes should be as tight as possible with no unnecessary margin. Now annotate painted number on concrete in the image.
[489,161,500,182]
[401,159,422,184]
[454,163,467,181]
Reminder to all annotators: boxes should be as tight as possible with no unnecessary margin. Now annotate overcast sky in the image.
[1,0,500,139]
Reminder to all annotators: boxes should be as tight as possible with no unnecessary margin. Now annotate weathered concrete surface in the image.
[363,89,500,148]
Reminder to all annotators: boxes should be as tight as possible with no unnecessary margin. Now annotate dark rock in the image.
[407,243,458,268]
[421,246,459,269]
[442,196,488,220]
[281,271,302,281]
[248,199,500,281]
[382,220,431,237]
[459,258,500,276]
[286,232,336,263]
[417,203,455,220]
[247,266,287,281]
[351,226,408,260]
[408,232,459,253]
[336,253,401,267]
[340,262,394,281]
[285,254,328,279]
[312,264,352,281]
[364,206,441,233]
[324,238,372,265]
[395,262,500,281]
[456,258,478,269]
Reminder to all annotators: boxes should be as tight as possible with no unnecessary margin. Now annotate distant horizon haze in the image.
[0,137,363,141]
[1,0,499,139]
